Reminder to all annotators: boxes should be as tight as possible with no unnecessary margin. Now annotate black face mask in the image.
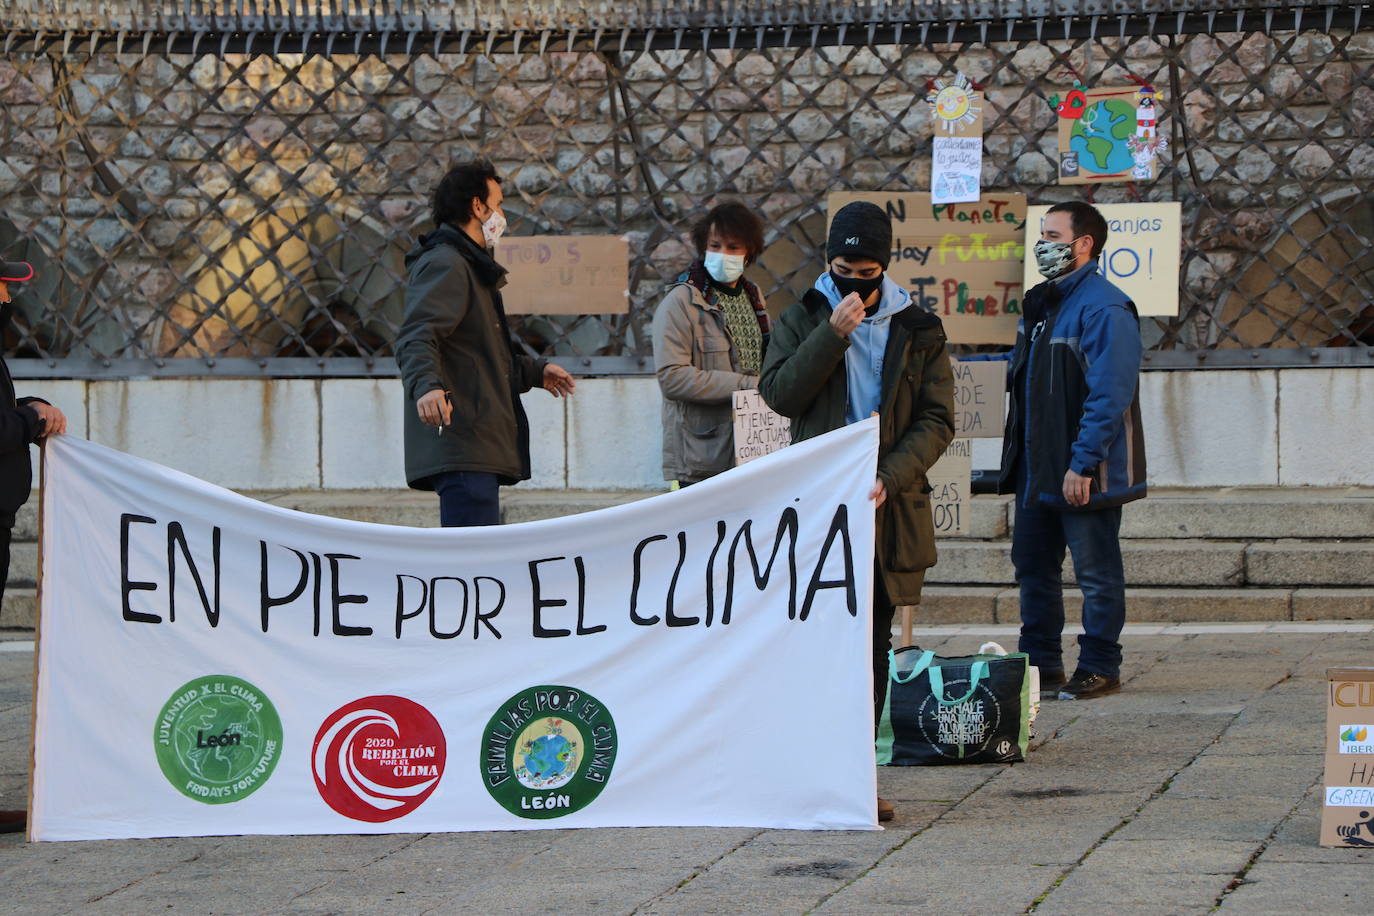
[830,270,884,314]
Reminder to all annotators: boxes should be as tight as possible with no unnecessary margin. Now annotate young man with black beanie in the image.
[760,202,955,822]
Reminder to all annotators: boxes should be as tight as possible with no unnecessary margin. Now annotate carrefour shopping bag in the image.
[876,646,1031,765]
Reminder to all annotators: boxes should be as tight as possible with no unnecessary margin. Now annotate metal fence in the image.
[0,1,1370,377]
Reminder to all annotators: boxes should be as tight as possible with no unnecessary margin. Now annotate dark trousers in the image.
[0,526,9,608]
[433,471,501,528]
[1012,488,1126,679]
[872,564,897,734]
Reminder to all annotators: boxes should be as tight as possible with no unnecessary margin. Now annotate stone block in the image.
[5,541,36,588]
[0,588,35,628]
[1120,491,1374,539]
[567,377,665,490]
[22,380,90,500]
[910,587,999,625]
[521,389,568,489]
[939,496,1009,539]
[1120,539,1247,586]
[88,379,321,490]
[1139,369,1278,487]
[253,490,440,529]
[320,379,406,489]
[501,490,650,525]
[925,541,1014,585]
[937,539,1245,587]
[1279,368,1374,486]
[1291,588,1374,620]
[1247,541,1374,586]
[970,437,1002,469]
[995,588,1291,624]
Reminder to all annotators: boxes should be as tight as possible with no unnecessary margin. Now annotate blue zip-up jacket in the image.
[997,263,1147,510]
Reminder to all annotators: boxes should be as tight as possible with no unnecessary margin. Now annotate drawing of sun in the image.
[926,73,981,135]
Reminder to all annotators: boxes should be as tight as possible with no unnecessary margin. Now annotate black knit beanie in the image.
[827,202,892,269]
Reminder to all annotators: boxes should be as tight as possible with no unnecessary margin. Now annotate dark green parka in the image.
[759,289,956,605]
[396,225,546,489]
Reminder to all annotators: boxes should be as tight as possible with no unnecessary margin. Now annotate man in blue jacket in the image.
[999,201,1147,701]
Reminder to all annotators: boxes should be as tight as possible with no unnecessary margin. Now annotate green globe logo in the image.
[480,685,617,819]
[153,675,283,804]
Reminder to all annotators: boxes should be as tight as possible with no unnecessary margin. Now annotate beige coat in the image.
[651,281,763,482]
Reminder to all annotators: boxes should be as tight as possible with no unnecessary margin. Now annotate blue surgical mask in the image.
[704,251,746,284]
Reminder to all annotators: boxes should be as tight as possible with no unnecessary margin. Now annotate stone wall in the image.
[21,368,1374,491]
[0,24,1369,361]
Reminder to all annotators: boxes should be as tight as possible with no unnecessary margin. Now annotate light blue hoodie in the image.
[813,272,913,424]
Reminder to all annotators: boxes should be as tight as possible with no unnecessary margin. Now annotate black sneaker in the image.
[1058,670,1121,700]
[1038,668,1067,696]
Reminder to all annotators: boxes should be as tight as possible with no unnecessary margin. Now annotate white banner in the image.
[31,420,880,841]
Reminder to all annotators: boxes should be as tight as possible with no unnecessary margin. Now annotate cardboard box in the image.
[1320,667,1374,847]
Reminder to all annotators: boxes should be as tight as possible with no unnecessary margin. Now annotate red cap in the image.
[0,261,34,283]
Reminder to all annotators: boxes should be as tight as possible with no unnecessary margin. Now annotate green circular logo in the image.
[480,685,617,819]
[153,675,283,804]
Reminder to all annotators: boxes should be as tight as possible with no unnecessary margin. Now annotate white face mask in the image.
[703,251,746,284]
[480,207,507,247]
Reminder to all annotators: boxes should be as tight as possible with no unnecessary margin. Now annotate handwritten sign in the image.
[1056,85,1157,185]
[1022,202,1181,317]
[928,438,973,536]
[1320,667,1374,847]
[827,191,1026,345]
[951,359,1006,438]
[495,235,629,315]
[932,137,984,205]
[732,389,791,465]
[927,73,984,205]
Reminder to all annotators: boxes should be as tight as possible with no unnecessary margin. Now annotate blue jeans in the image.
[1012,481,1126,679]
[433,471,500,527]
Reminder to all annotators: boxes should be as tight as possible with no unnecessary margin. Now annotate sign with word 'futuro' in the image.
[1023,202,1181,317]
[30,427,880,841]
[827,191,1027,345]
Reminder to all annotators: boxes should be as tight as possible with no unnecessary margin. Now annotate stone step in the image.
[9,487,1373,543]
[926,538,1374,588]
[910,587,1374,626]
[1,588,35,628]
[1119,489,1374,540]
[928,539,1250,587]
[6,587,1372,632]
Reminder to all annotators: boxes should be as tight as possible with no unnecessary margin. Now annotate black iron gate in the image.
[0,1,1369,376]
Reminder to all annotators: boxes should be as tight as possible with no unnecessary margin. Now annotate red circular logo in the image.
[312,696,447,822]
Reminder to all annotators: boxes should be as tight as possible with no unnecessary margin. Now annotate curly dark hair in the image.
[432,159,501,227]
[690,201,766,264]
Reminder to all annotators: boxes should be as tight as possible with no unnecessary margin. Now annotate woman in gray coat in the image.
[651,202,770,486]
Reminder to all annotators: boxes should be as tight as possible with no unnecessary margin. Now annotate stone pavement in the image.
[3,623,1373,915]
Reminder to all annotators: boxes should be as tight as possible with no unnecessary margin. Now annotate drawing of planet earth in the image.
[515,718,581,790]
[1069,98,1137,175]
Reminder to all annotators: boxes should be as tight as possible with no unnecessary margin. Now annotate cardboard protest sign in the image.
[732,389,791,465]
[495,235,629,314]
[927,438,972,537]
[1023,202,1181,317]
[30,424,881,840]
[827,191,1027,345]
[951,359,1005,438]
[1321,667,1374,848]
[926,73,984,205]
[1054,84,1166,185]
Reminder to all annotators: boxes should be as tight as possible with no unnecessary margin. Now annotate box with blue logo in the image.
[1321,667,1374,847]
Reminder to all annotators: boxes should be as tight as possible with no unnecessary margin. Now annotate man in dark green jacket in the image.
[760,202,955,821]
[397,161,576,526]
